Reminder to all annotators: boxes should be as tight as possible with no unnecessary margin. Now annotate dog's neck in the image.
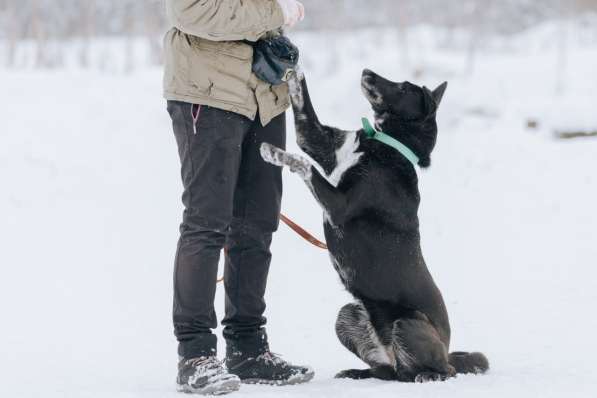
[374,114,438,169]
[362,118,419,168]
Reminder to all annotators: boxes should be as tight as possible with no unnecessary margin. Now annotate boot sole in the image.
[177,378,241,395]
[240,370,315,386]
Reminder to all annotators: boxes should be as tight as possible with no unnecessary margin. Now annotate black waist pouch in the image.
[251,35,299,86]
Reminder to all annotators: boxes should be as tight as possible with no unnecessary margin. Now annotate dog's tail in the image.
[449,351,489,375]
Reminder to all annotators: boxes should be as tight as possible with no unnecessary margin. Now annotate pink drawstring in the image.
[191,104,201,135]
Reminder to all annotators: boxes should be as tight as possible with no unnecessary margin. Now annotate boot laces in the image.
[257,351,286,366]
[186,356,222,370]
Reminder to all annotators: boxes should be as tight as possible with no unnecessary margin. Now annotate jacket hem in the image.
[164,91,289,126]
[164,91,257,121]
[259,100,290,126]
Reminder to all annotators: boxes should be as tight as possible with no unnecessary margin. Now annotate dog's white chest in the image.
[326,132,363,187]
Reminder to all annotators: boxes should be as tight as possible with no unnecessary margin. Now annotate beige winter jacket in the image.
[163,0,290,126]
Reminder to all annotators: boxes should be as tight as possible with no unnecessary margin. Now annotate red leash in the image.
[217,213,327,283]
[279,213,328,250]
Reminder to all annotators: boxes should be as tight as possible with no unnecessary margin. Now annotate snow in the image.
[1,23,597,397]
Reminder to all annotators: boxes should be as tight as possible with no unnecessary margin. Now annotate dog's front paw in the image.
[260,143,312,180]
[289,65,305,86]
[260,142,285,167]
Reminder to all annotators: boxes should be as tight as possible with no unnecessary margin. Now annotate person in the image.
[163,0,311,395]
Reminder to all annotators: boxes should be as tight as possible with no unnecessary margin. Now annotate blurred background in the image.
[1,1,596,398]
[2,1,597,71]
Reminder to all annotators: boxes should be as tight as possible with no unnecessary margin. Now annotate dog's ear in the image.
[432,82,448,106]
[422,87,437,115]
[422,82,448,115]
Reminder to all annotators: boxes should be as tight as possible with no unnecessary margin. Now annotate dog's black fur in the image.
[261,69,489,382]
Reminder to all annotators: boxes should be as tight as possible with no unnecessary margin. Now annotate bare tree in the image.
[2,0,19,67]
[396,2,412,72]
[79,0,97,68]
[555,0,570,95]
[123,2,136,73]
[29,0,46,68]
[1,0,594,70]
[465,0,483,75]
[144,0,164,66]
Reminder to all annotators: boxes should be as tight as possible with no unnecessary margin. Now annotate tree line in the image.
[1,0,596,68]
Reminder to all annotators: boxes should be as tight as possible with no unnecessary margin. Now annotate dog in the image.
[260,69,489,382]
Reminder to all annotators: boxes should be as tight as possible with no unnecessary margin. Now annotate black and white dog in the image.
[260,69,489,382]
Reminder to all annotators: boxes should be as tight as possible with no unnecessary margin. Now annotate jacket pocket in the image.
[187,37,253,105]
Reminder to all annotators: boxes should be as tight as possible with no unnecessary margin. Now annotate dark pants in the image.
[167,101,286,359]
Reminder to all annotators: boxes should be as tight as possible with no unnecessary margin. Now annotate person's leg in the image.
[167,101,251,359]
[222,112,286,353]
[221,112,314,385]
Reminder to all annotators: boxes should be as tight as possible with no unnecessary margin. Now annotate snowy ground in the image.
[1,25,596,397]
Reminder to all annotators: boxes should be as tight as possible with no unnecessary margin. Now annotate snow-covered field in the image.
[1,24,596,397]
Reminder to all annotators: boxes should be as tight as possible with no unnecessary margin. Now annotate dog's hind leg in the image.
[334,302,397,380]
[390,318,456,382]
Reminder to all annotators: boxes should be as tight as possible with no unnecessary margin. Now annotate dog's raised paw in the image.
[260,143,312,180]
[260,143,284,166]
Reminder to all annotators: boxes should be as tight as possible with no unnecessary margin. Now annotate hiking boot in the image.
[176,356,241,395]
[225,351,314,386]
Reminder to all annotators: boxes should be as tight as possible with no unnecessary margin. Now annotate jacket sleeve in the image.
[166,0,285,42]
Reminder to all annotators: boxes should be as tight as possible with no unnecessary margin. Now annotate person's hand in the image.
[276,0,305,28]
